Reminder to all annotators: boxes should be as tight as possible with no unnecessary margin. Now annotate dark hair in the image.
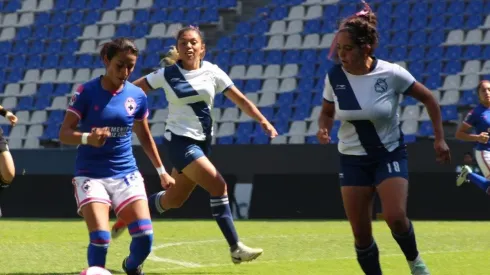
[329,0,378,61]
[477,80,490,93]
[100,38,139,62]
[161,26,205,66]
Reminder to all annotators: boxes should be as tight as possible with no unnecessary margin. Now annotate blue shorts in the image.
[339,146,409,187]
[163,132,212,173]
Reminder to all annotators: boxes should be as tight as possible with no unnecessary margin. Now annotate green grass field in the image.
[1,219,489,274]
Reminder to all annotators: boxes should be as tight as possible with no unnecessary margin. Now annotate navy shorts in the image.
[163,131,212,173]
[339,146,409,187]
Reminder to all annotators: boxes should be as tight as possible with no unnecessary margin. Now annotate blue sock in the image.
[125,219,154,270]
[468,173,490,193]
[148,191,166,214]
[392,220,419,261]
[88,230,110,267]
[210,196,239,248]
[355,240,382,275]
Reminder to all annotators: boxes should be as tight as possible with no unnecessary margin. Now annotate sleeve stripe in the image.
[135,109,149,121]
[402,81,416,94]
[221,83,235,93]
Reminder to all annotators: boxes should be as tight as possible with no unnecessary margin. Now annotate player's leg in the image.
[458,150,490,192]
[112,171,153,275]
[340,160,381,275]
[0,135,15,201]
[376,148,429,275]
[111,168,197,239]
[182,156,263,264]
[73,177,112,268]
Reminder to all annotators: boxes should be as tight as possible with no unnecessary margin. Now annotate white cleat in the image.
[230,242,263,264]
[408,256,430,275]
[456,165,472,187]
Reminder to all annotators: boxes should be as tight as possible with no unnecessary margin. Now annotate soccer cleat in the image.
[122,257,144,275]
[230,242,263,264]
[111,219,127,239]
[408,256,430,275]
[456,165,472,187]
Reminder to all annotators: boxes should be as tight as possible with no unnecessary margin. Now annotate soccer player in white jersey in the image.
[455,80,490,193]
[111,26,277,263]
[317,2,451,275]
[0,104,18,216]
[59,38,175,275]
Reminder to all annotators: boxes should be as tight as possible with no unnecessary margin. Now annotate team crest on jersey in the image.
[374,78,388,93]
[81,179,92,194]
[125,97,137,116]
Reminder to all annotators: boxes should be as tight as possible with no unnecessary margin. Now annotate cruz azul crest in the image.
[125,97,137,116]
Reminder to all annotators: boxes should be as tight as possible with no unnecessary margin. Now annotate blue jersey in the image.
[463,104,490,151]
[66,77,149,178]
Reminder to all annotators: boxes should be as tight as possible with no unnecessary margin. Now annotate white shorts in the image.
[475,150,490,178]
[72,170,147,216]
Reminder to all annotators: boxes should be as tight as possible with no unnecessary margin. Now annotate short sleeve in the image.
[323,75,334,103]
[135,94,149,121]
[213,65,234,94]
[67,85,88,120]
[393,64,416,94]
[145,68,165,90]
[463,108,478,127]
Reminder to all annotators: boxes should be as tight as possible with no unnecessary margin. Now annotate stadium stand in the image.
[0,0,484,147]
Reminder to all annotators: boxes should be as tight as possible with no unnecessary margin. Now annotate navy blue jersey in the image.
[67,77,149,178]
[464,104,490,151]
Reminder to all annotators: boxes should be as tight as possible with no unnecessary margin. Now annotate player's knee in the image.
[352,230,373,247]
[383,211,408,233]
[1,171,14,185]
[206,180,227,197]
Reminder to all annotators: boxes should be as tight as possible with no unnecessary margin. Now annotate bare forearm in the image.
[59,129,86,145]
[239,99,268,123]
[455,131,480,142]
[318,114,334,132]
[424,100,445,140]
[138,133,163,168]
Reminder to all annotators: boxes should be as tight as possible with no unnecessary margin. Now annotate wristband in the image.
[156,166,167,175]
[81,133,89,145]
[0,109,7,117]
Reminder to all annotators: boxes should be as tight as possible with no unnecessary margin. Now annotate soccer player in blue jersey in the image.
[317,2,451,275]
[59,38,175,275]
[111,25,277,263]
[455,80,490,191]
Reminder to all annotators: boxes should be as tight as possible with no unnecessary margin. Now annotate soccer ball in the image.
[80,266,112,275]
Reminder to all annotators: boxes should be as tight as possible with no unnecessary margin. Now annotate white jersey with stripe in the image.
[146,61,234,141]
[323,59,416,156]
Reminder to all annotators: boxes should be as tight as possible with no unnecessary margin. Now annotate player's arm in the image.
[406,82,445,141]
[59,113,110,147]
[225,86,278,137]
[0,104,17,126]
[455,112,488,143]
[318,100,335,132]
[132,68,165,94]
[133,118,164,169]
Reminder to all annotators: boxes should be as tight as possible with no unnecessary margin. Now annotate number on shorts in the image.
[387,161,400,173]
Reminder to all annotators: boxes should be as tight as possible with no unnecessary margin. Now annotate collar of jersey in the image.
[99,75,125,96]
[177,60,203,71]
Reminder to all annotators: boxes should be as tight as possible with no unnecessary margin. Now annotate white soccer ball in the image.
[80,266,112,275]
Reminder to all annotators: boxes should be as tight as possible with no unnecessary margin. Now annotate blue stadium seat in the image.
[38,84,54,98]
[426,47,443,60]
[441,105,458,121]
[30,42,45,55]
[409,15,427,31]
[0,125,10,137]
[12,41,28,55]
[424,75,441,90]
[35,97,51,110]
[233,37,250,51]
[463,46,481,60]
[49,26,64,40]
[466,15,483,29]
[16,27,31,41]
[467,0,484,14]
[418,121,434,136]
[323,5,339,18]
[444,60,461,75]
[202,8,219,23]
[273,120,289,135]
[250,36,266,50]
[217,136,233,145]
[185,9,201,25]
[393,17,409,31]
[104,0,121,10]
[153,0,170,8]
[54,84,72,96]
[265,51,282,65]
[0,56,8,68]
[446,15,464,30]
[135,10,150,22]
[390,47,407,61]
[430,2,446,15]
[235,135,251,144]
[7,69,23,83]
[10,55,26,69]
[50,12,67,26]
[47,111,66,125]
[60,55,76,69]
[235,22,251,36]
[292,105,310,120]
[68,11,84,25]
[306,136,319,144]
[243,79,260,93]
[459,90,478,106]
[427,32,445,46]
[298,78,314,93]
[404,135,416,144]
[426,61,442,75]
[43,55,59,69]
[270,6,288,21]
[411,2,428,15]
[299,64,315,78]
[41,124,60,140]
[86,0,103,10]
[253,135,269,145]
[116,25,132,37]
[276,92,294,107]
[76,55,93,69]
[54,0,70,10]
[274,106,292,122]
[236,122,254,136]
[70,0,86,10]
[143,55,160,68]
[83,11,100,24]
[304,20,321,34]
[16,97,34,111]
[407,47,425,61]
[259,107,274,121]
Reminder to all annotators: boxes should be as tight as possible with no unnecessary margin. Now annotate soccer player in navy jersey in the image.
[455,80,490,192]
[317,1,451,274]
[0,105,18,216]
[59,38,175,275]
[110,26,277,263]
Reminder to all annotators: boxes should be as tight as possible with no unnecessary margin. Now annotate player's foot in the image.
[408,256,430,275]
[122,257,144,275]
[111,219,127,239]
[230,242,263,264]
[456,165,472,187]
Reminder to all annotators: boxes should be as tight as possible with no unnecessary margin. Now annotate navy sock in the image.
[355,240,382,275]
[468,173,490,193]
[148,191,166,214]
[392,220,419,261]
[125,219,154,270]
[210,196,239,247]
[88,230,110,267]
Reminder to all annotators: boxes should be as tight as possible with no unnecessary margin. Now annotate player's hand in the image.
[6,111,17,127]
[434,138,451,164]
[477,132,489,144]
[260,120,278,138]
[317,128,331,144]
[88,127,111,147]
[160,173,175,189]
